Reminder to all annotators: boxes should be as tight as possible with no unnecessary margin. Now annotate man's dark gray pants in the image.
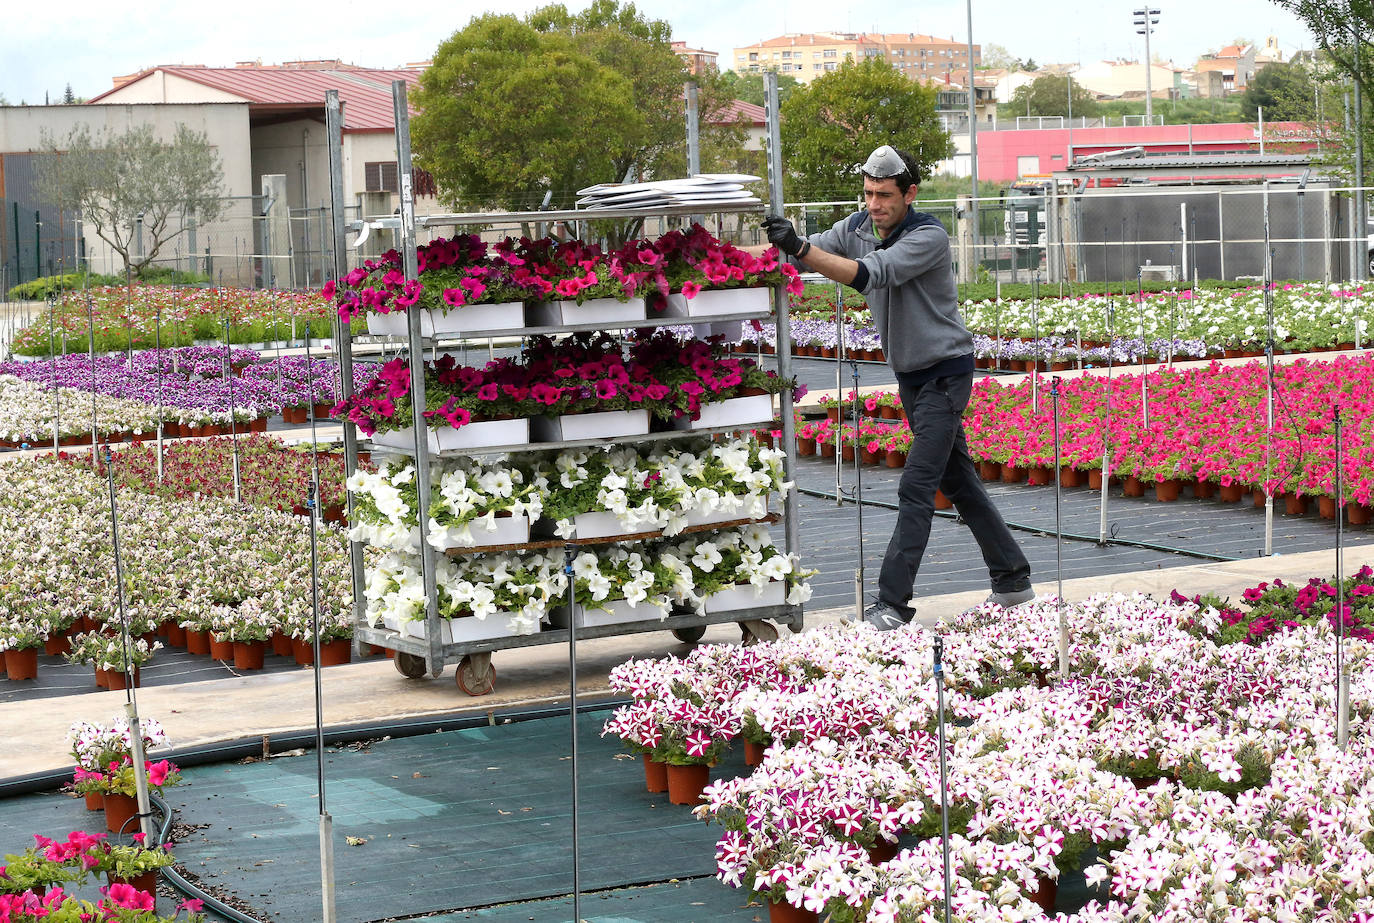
[876,371,1032,617]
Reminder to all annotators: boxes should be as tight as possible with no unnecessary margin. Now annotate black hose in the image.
[145,792,265,923]
[799,486,1241,563]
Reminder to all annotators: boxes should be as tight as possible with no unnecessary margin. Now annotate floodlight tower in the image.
[1134,7,1161,123]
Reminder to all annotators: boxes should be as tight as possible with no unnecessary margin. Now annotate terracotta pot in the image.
[825,406,841,422]
[879,404,902,420]
[249,416,269,433]
[767,898,819,923]
[319,639,352,666]
[1031,875,1058,913]
[1122,476,1145,497]
[841,444,855,463]
[1059,467,1083,488]
[233,639,267,670]
[271,633,294,657]
[934,489,953,510]
[1350,504,1372,526]
[44,633,72,657]
[818,440,835,459]
[1219,483,1245,503]
[1001,465,1027,484]
[796,437,816,457]
[323,504,346,524]
[292,638,314,666]
[866,839,901,864]
[94,666,109,689]
[665,762,710,805]
[313,402,333,419]
[164,623,186,648]
[84,791,104,811]
[978,460,1002,481]
[1253,489,1268,509]
[1194,479,1217,500]
[1154,479,1181,502]
[103,793,139,834]
[859,448,880,466]
[1284,494,1310,516]
[884,449,907,468]
[1319,496,1337,520]
[643,754,669,793]
[209,636,234,661]
[108,871,157,908]
[4,647,38,681]
[820,346,837,359]
[743,740,767,767]
[1088,469,1105,490]
[106,667,141,690]
[185,628,210,656]
[282,406,309,425]
[1027,465,1054,486]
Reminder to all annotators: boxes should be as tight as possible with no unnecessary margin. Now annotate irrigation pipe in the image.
[797,486,1242,563]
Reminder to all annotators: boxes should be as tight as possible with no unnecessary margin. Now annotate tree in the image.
[62,84,75,105]
[717,70,799,107]
[980,43,1020,69]
[779,57,953,202]
[412,1,744,211]
[38,123,225,280]
[1010,74,1100,118]
[1240,61,1315,120]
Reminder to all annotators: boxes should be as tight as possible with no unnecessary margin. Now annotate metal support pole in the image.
[48,297,59,451]
[1098,301,1114,545]
[1335,408,1349,748]
[765,72,802,587]
[1264,185,1275,556]
[933,636,953,923]
[966,0,980,268]
[1052,379,1067,680]
[392,80,442,673]
[88,294,97,460]
[306,485,337,923]
[1354,38,1367,282]
[850,360,864,618]
[562,547,583,923]
[834,282,845,501]
[1137,271,1148,429]
[1030,272,1040,413]
[224,319,242,504]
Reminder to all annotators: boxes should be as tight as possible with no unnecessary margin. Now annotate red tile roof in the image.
[89,66,423,132]
[711,99,766,126]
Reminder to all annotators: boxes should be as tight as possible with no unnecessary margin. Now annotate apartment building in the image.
[671,41,719,76]
[731,32,979,84]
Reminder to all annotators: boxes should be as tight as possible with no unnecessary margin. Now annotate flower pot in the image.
[1253,489,1268,509]
[292,638,314,666]
[3,647,38,681]
[743,740,767,767]
[1284,494,1309,516]
[818,440,835,459]
[1031,875,1057,913]
[103,792,139,834]
[860,447,880,466]
[643,754,669,793]
[1088,469,1104,490]
[282,406,309,425]
[319,639,352,666]
[249,416,268,433]
[1001,465,1027,484]
[655,287,770,319]
[312,402,333,420]
[108,870,157,908]
[1154,479,1181,502]
[866,840,901,864]
[233,640,267,670]
[672,394,774,432]
[767,898,819,923]
[1027,465,1054,486]
[978,460,1002,481]
[934,488,953,510]
[209,635,234,661]
[821,346,837,358]
[1350,504,1372,526]
[84,791,104,811]
[1059,467,1083,488]
[841,444,855,463]
[106,668,141,690]
[271,633,294,657]
[164,623,186,648]
[323,504,346,524]
[884,449,907,468]
[374,418,531,454]
[94,666,110,689]
[1219,483,1245,503]
[665,762,710,805]
[796,436,816,457]
[879,404,902,420]
[44,633,71,657]
[1194,479,1217,500]
[185,628,210,656]
[1319,496,1337,520]
[1122,476,1145,497]
[529,296,646,327]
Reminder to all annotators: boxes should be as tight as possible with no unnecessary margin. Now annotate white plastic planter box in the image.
[371,418,530,453]
[685,498,767,529]
[703,580,787,614]
[529,297,646,327]
[365,303,526,338]
[657,287,770,319]
[531,409,650,442]
[550,599,669,629]
[393,613,528,644]
[434,513,532,549]
[673,393,774,431]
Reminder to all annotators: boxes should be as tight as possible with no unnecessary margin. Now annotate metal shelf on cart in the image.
[358,308,776,346]
[365,419,782,459]
[355,603,802,662]
[437,513,783,556]
[347,201,767,234]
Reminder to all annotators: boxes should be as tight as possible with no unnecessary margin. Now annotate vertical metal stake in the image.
[224,318,242,504]
[563,546,583,923]
[306,485,336,923]
[1335,409,1350,748]
[850,360,864,618]
[934,636,952,923]
[1052,379,1067,680]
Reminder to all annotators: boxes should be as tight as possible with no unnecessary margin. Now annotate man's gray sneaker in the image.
[863,602,911,632]
[986,587,1037,609]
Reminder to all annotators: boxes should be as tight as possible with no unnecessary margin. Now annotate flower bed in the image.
[603,583,1374,920]
[0,375,162,446]
[962,356,1374,503]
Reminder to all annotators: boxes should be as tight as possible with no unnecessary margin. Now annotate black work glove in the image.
[762,215,807,257]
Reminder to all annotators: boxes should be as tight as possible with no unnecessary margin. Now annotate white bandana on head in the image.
[862,145,908,179]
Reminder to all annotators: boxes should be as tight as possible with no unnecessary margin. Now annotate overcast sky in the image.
[4,0,1315,105]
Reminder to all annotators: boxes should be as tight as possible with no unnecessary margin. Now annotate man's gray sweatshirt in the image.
[802,207,972,376]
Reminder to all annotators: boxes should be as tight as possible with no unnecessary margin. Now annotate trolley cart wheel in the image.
[738,619,779,646]
[456,653,496,696]
[394,652,427,679]
[671,626,708,645]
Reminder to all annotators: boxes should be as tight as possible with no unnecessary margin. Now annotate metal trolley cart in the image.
[323,81,803,695]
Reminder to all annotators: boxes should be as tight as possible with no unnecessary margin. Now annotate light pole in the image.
[1133,6,1160,123]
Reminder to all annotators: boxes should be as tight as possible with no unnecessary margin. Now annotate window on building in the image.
[824,48,837,57]
[781,50,791,58]
[813,51,821,58]
[749,52,758,60]
[364,162,399,193]
[824,62,837,70]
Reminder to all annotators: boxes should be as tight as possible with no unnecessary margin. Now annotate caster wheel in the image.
[671,625,707,644]
[394,652,427,679]
[456,653,495,696]
[739,619,779,646]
